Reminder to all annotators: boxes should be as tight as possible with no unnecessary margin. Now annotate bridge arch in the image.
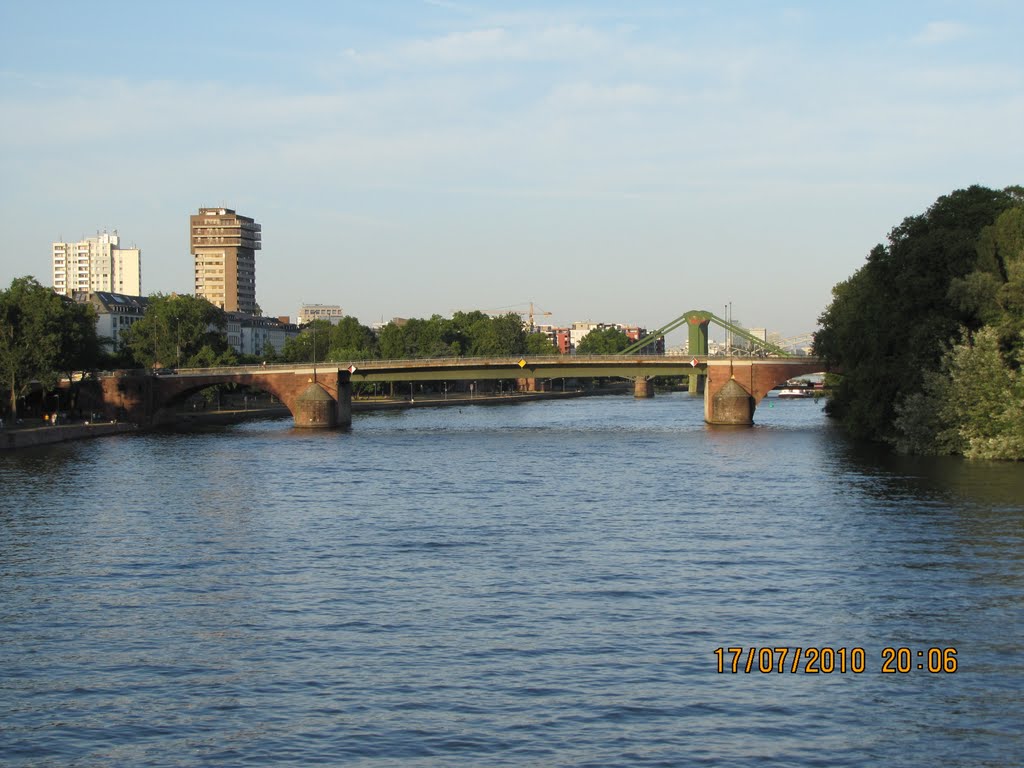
[95,369,352,428]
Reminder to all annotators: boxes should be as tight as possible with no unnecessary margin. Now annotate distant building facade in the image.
[621,326,665,354]
[225,312,299,357]
[567,321,663,354]
[190,207,261,314]
[75,291,148,351]
[52,232,141,297]
[569,321,608,351]
[297,303,344,326]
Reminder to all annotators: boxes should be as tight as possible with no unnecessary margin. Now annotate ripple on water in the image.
[1,395,1021,766]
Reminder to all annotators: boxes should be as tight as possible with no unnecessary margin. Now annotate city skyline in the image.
[2,1,1021,341]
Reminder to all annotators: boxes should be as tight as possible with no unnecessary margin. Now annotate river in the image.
[1,393,1022,767]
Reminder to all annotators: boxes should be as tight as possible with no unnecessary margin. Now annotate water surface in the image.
[2,394,1022,766]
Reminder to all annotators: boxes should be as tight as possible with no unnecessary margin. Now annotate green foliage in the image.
[0,276,101,419]
[377,322,407,359]
[280,317,379,363]
[464,313,527,356]
[330,316,379,360]
[281,319,332,363]
[525,332,558,355]
[125,293,229,369]
[375,311,537,359]
[815,185,1021,444]
[894,328,1024,459]
[575,326,630,354]
[280,319,380,366]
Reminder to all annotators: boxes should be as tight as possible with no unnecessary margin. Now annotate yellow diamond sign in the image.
[518,358,528,368]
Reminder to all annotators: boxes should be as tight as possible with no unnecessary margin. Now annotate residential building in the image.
[569,321,608,351]
[77,291,148,351]
[52,231,141,297]
[568,321,663,354]
[225,312,299,357]
[621,326,665,354]
[298,303,344,326]
[190,207,261,314]
[554,328,571,355]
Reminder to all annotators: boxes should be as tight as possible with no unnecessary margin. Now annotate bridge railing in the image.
[171,354,699,375]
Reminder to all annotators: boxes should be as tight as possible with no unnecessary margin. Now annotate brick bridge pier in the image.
[703,359,824,425]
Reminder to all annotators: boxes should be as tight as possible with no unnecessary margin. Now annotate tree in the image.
[815,185,1020,443]
[125,294,230,369]
[57,300,102,380]
[576,326,630,354]
[525,332,558,355]
[0,276,101,420]
[378,322,408,359]
[895,328,1024,459]
[329,316,378,361]
[281,319,325,363]
[488,313,528,356]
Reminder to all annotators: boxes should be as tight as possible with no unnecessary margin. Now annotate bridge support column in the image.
[687,373,704,396]
[294,382,337,428]
[634,377,655,398]
[705,376,754,425]
[335,371,352,429]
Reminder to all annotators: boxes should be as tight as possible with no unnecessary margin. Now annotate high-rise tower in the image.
[190,207,261,314]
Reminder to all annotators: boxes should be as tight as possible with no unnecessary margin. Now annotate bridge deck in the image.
[158,355,822,383]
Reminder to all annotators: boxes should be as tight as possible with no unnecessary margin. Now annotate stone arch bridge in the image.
[83,355,825,429]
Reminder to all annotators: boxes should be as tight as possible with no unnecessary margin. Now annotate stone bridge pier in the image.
[633,377,655,398]
[704,359,823,425]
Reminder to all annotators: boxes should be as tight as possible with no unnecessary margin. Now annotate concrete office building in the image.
[52,232,141,297]
[297,304,344,326]
[190,207,261,314]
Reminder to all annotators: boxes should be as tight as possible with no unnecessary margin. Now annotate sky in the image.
[1,1,1021,344]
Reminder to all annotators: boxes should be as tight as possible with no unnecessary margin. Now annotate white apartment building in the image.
[224,312,299,357]
[52,232,141,297]
[297,303,344,326]
[569,321,615,351]
[84,292,148,350]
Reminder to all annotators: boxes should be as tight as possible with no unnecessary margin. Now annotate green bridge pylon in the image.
[619,309,791,358]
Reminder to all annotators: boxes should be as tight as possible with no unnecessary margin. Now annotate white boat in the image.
[777,386,815,398]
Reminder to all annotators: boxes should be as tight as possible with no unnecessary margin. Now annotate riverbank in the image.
[1,386,632,450]
[1,421,138,451]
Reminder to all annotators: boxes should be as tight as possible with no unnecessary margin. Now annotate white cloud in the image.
[547,81,662,109]
[399,22,609,66]
[403,27,521,63]
[913,21,970,45]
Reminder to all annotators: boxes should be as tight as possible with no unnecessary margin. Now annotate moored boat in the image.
[777,387,815,398]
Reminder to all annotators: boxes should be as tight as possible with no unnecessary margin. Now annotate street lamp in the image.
[311,322,318,383]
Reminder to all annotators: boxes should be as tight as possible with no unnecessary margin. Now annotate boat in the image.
[776,379,817,398]
[777,387,815,398]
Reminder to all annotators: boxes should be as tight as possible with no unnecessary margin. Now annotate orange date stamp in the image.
[714,646,958,674]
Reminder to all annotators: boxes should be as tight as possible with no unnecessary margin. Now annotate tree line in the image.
[2,281,634,421]
[814,184,1024,460]
[274,311,630,363]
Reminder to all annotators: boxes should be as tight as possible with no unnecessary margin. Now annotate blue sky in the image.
[2,1,1021,341]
